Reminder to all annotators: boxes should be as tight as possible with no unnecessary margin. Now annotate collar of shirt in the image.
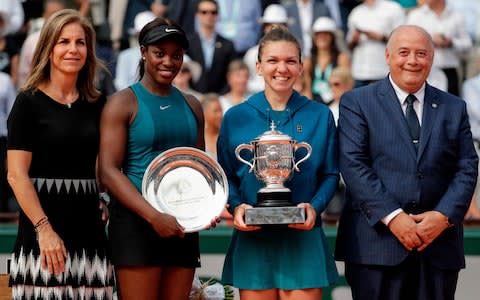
[389,75,425,125]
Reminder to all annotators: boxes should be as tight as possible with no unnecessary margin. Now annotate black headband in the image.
[140,25,189,49]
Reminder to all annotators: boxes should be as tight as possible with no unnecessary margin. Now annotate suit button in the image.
[411,201,417,208]
[417,172,424,179]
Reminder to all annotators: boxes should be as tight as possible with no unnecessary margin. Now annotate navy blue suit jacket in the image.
[186,32,236,94]
[335,77,478,270]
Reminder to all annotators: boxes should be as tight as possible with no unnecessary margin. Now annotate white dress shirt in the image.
[406,4,473,69]
[347,0,406,81]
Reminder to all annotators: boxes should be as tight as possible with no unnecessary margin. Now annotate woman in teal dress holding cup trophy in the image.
[217,27,339,299]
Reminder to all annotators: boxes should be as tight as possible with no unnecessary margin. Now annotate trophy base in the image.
[257,191,292,207]
[245,206,305,225]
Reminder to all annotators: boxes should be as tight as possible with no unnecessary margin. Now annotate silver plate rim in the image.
[141,147,228,232]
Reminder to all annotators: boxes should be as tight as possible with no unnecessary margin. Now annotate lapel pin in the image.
[296,125,303,133]
[432,103,438,108]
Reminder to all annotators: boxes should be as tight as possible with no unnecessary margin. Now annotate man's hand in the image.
[411,211,451,251]
[388,212,423,251]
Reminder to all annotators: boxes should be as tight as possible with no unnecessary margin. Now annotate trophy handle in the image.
[293,142,312,171]
[235,144,255,172]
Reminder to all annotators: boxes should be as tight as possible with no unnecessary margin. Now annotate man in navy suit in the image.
[186,0,236,94]
[335,25,478,300]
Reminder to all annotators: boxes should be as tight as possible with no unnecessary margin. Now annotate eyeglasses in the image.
[329,81,342,87]
[199,10,218,15]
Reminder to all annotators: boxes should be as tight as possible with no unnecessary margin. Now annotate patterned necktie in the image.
[405,94,420,151]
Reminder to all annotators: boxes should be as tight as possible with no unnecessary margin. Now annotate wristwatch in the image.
[99,192,111,205]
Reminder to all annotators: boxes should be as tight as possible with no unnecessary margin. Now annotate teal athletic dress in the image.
[218,91,339,290]
[108,83,201,268]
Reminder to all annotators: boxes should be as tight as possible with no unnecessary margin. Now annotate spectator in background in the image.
[215,0,262,57]
[219,60,251,114]
[0,71,16,213]
[0,12,20,88]
[284,0,332,58]
[173,54,203,100]
[347,0,405,87]
[17,0,66,89]
[64,0,90,17]
[328,66,354,126]
[338,0,362,37]
[27,0,66,36]
[150,0,168,17]
[293,71,309,96]
[304,16,350,104]
[114,10,156,91]
[427,65,448,91]
[462,51,480,222]
[322,67,354,223]
[446,0,480,80]
[164,0,200,36]
[406,0,472,96]
[108,0,129,51]
[322,0,344,32]
[392,0,418,10]
[121,0,154,48]
[243,4,290,94]
[0,0,24,37]
[187,0,235,94]
[89,0,115,74]
[202,93,223,159]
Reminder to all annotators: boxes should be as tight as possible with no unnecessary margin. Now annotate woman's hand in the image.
[37,223,67,275]
[205,216,222,230]
[233,204,261,231]
[150,212,185,238]
[99,200,109,223]
[288,203,317,230]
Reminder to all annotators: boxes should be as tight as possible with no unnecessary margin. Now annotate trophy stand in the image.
[236,122,311,226]
[245,191,306,226]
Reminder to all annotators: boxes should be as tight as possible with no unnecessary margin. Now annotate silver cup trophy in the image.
[235,121,312,225]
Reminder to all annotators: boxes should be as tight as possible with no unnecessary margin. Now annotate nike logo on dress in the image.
[160,105,171,110]
[165,28,179,33]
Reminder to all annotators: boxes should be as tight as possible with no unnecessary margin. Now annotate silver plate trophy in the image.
[142,147,228,232]
[235,122,312,225]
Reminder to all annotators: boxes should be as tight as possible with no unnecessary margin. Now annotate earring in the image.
[142,57,146,61]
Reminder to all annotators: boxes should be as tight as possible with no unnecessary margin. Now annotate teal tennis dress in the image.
[222,227,338,290]
[220,106,339,290]
[108,83,201,268]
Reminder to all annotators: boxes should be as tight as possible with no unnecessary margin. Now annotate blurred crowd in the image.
[1,0,480,222]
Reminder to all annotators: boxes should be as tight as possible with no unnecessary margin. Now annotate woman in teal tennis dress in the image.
[98,18,205,300]
[217,27,339,299]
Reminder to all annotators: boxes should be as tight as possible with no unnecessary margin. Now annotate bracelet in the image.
[33,216,49,233]
[99,192,111,205]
